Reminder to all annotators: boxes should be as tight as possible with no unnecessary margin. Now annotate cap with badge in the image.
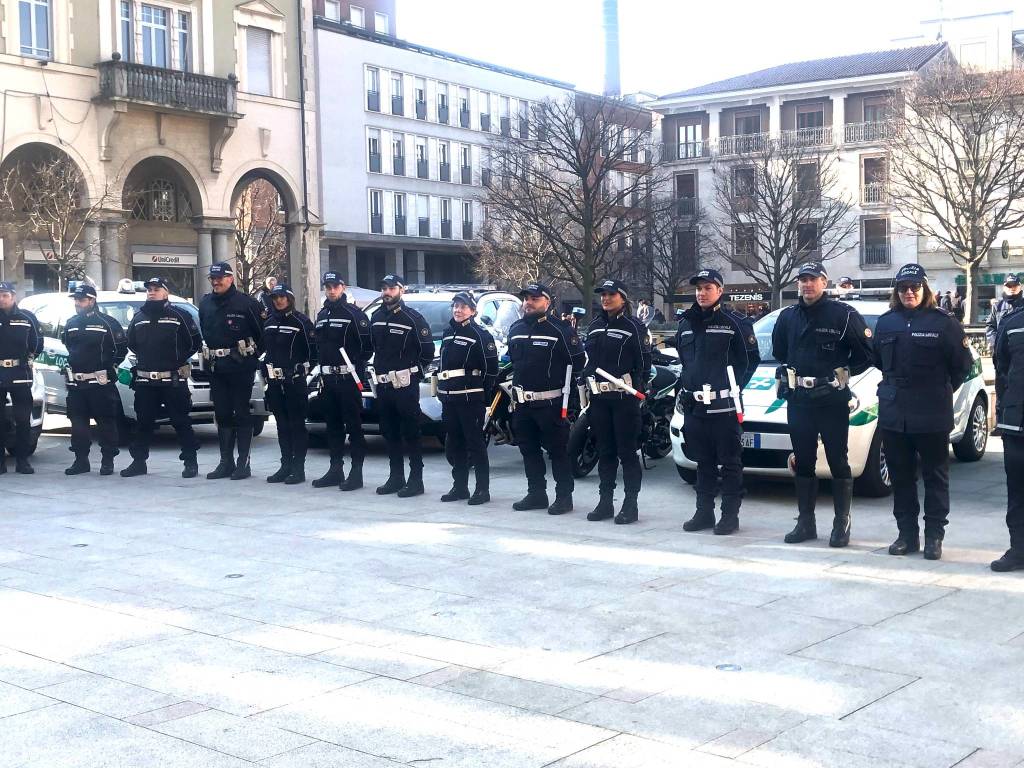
[594,278,629,298]
[797,262,829,279]
[894,263,928,285]
[380,274,405,288]
[69,284,97,300]
[1005,273,1020,286]
[451,291,477,310]
[518,282,552,300]
[322,271,345,286]
[689,268,724,287]
[0,281,16,294]
[208,262,234,278]
[143,277,169,290]
[268,284,295,299]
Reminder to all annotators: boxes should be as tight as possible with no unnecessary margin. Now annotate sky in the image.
[396,0,1022,97]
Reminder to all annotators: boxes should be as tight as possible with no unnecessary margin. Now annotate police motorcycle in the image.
[483,358,583,447]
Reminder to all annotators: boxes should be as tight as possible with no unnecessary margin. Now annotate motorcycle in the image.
[483,360,581,447]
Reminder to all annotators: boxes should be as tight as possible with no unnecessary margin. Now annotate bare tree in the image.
[705,140,858,308]
[886,63,1024,322]
[643,193,710,306]
[472,213,565,289]
[480,94,662,319]
[234,179,287,295]
[0,154,121,290]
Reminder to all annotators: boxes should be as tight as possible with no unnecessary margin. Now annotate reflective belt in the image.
[788,367,845,389]
[689,386,731,403]
[512,386,563,403]
[587,372,632,394]
[67,369,111,384]
[375,366,419,387]
[437,368,481,381]
[441,387,484,395]
[321,365,354,375]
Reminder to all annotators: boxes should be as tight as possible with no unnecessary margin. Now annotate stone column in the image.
[82,223,102,287]
[345,245,357,285]
[384,248,400,278]
[212,228,233,265]
[768,96,781,137]
[196,228,213,274]
[832,92,847,146]
[410,250,426,284]
[706,107,721,143]
[101,221,125,290]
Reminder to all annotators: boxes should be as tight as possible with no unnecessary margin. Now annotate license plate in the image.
[741,432,761,449]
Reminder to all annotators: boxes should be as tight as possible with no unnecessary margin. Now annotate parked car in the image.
[3,369,45,456]
[669,299,989,497]
[306,288,523,436]
[19,282,269,436]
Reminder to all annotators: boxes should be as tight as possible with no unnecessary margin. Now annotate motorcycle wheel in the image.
[568,412,599,478]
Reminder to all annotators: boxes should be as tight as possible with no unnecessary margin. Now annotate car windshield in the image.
[754,307,880,364]
[367,299,487,341]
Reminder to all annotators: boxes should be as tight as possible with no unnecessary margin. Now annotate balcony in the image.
[671,141,709,161]
[96,59,239,117]
[862,243,891,267]
[862,182,889,205]
[367,90,380,112]
[391,95,404,116]
[463,222,474,240]
[368,152,381,173]
[461,165,472,184]
[480,114,491,132]
[393,156,405,176]
[441,220,452,239]
[438,105,450,124]
[370,214,383,234]
[415,100,427,120]
[779,126,833,148]
[845,120,899,144]
[439,162,451,182]
[676,197,698,218]
[418,217,430,236]
[417,159,429,179]
[395,215,406,236]
[718,132,771,155]
[460,109,471,128]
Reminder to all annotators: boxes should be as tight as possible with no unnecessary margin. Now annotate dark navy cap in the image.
[143,277,169,290]
[797,262,829,279]
[322,271,345,286]
[518,282,552,300]
[451,291,477,310]
[1005,273,1020,285]
[268,284,295,299]
[839,276,854,285]
[689,268,724,287]
[0,281,15,293]
[894,263,928,284]
[380,274,405,288]
[69,284,97,299]
[595,278,629,298]
[208,262,234,278]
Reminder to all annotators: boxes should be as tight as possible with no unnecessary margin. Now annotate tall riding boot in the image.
[376,459,405,494]
[341,456,363,491]
[785,476,819,543]
[231,426,253,480]
[206,429,236,479]
[683,494,716,532]
[829,478,854,548]
[313,456,344,488]
[398,465,424,498]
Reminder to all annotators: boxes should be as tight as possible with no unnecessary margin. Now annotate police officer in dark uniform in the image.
[0,281,43,475]
[582,278,651,525]
[261,284,316,484]
[507,282,586,515]
[312,271,371,491]
[992,302,1024,572]
[676,269,760,535]
[874,264,972,560]
[121,277,202,478]
[771,262,872,547]
[61,284,128,476]
[369,274,434,498]
[198,262,265,481]
[986,273,1023,348]
[435,291,498,505]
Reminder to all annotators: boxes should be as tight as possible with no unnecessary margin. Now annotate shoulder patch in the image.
[420,327,430,337]
[487,341,496,351]
[864,328,872,338]
[748,334,757,345]
[570,336,580,345]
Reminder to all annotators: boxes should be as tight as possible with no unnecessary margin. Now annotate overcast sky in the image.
[396,0,1021,96]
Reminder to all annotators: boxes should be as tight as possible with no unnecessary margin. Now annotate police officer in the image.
[874,264,972,560]
[369,274,434,497]
[986,273,1023,348]
[771,262,872,547]
[261,284,316,484]
[436,291,498,504]
[198,262,265,481]
[676,269,760,535]
[0,281,43,475]
[312,271,371,491]
[582,278,651,525]
[61,284,128,476]
[122,277,202,478]
[992,302,1024,572]
[507,282,585,514]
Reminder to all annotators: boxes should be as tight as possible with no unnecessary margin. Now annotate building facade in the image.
[0,0,321,308]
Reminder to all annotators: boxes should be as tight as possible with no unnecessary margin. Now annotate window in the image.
[394,192,406,234]
[462,200,473,239]
[177,11,191,72]
[733,224,756,268]
[438,141,451,182]
[365,66,380,111]
[369,189,383,233]
[677,124,703,159]
[458,87,470,115]
[367,129,381,172]
[414,77,427,119]
[733,167,756,200]
[500,96,511,136]
[460,144,471,183]
[863,97,890,124]
[119,1,133,61]
[417,194,430,236]
[479,91,492,131]
[675,172,697,217]
[129,178,193,223]
[441,198,452,238]
[324,0,340,21]
[349,5,365,27]
[19,0,51,58]
[374,11,389,34]
[141,4,169,68]
[862,218,890,266]
[862,156,888,204]
[796,222,819,254]
[246,26,272,95]
[796,105,824,130]
[735,112,761,135]
[392,132,405,176]
[390,72,403,115]
[675,229,698,273]
[437,83,450,123]
[795,161,820,207]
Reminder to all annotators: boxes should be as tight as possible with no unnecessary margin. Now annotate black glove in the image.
[679,390,696,410]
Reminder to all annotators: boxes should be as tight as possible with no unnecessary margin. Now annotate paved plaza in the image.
[1,418,1023,768]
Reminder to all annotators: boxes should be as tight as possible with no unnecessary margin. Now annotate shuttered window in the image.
[246,27,272,96]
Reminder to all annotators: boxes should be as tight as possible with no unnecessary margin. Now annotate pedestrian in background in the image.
[987,274,1023,348]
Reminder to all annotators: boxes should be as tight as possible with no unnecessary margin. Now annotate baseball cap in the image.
[322,271,345,286]
[689,268,724,287]
[518,282,552,300]
[894,263,928,284]
[594,278,629,298]
[797,262,828,279]
[839,276,854,285]
[1005,273,1020,286]
[451,291,477,310]
[0,281,16,294]
[268,284,295,299]
[69,284,97,299]
[143,277,169,290]
[380,274,405,288]
[208,262,234,278]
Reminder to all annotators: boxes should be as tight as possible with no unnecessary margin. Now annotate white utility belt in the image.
[266,363,310,380]
[587,373,632,394]
[512,386,563,403]
[320,365,354,375]
[66,369,111,384]
[785,366,848,389]
[437,368,481,381]
[0,358,24,368]
[690,387,732,403]
[375,366,419,389]
[137,365,191,381]
[202,339,256,360]
[439,388,484,395]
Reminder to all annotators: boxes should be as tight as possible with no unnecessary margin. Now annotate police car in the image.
[670,299,989,496]
[3,374,45,456]
[306,287,522,436]
[19,281,269,435]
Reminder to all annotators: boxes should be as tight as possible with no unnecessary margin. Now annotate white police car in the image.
[3,374,45,456]
[670,300,989,496]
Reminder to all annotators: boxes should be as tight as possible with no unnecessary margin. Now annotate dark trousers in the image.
[788,403,851,479]
[67,383,120,459]
[130,384,198,461]
[682,412,743,514]
[377,383,423,471]
[321,376,366,463]
[442,399,488,491]
[512,403,572,497]
[881,429,950,539]
[266,379,309,463]
[0,385,32,459]
[1004,435,1024,549]
[589,396,642,496]
[210,369,255,431]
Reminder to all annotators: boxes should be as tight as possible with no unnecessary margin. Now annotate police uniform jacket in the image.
[873,304,973,433]
[986,293,1024,348]
[314,295,371,374]
[198,285,265,373]
[771,297,873,406]
[675,300,760,416]
[993,307,1024,433]
[438,318,498,403]
[126,300,201,385]
[0,305,43,386]
[369,300,434,377]
[60,309,127,384]
[582,309,652,399]
[507,312,585,408]
[262,309,317,376]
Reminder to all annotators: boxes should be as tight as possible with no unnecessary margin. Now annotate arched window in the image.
[129,178,193,222]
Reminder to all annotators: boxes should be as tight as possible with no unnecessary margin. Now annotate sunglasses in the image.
[897,283,923,293]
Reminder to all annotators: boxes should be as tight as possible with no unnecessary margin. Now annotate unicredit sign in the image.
[132,252,198,266]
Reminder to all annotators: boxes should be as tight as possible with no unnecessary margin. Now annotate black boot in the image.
[829,478,853,548]
[547,495,573,515]
[182,457,199,479]
[468,488,490,505]
[991,542,1024,572]
[267,460,292,483]
[99,454,115,476]
[313,460,343,488]
[397,467,424,498]
[376,460,405,494]
[341,458,363,491]
[65,454,91,475]
[15,457,34,475]
[206,429,236,479]
[785,476,818,543]
[513,491,549,511]
[923,536,943,561]
[587,495,615,522]
[683,495,716,532]
[120,459,147,477]
[614,494,639,525]
[230,427,252,480]
[888,531,920,555]
[714,495,740,535]
[441,485,470,502]
[0,457,6,474]
[285,457,306,485]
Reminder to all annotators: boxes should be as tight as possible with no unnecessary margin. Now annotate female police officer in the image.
[873,264,972,560]
[992,301,1024,572]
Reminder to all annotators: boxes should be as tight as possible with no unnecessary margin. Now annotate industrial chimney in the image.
[603,0,621,98]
